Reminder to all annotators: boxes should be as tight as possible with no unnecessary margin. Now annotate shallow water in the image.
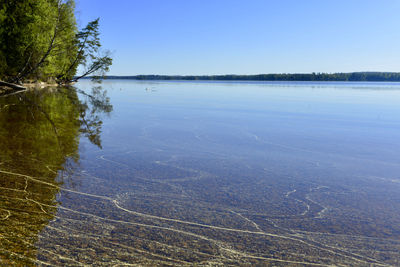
[1,80,400,266]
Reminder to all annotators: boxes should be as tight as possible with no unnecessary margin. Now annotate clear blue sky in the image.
[75,0,400,75]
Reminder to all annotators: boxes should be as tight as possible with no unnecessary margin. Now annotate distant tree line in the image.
[0,0,111,85]
[102,72,400,82]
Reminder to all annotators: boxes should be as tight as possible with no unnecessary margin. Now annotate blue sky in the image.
[75,0,400,75]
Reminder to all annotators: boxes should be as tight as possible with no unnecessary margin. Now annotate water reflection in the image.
[0,86,111,265]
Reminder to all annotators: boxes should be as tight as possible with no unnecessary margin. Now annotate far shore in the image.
[84,72,400,82]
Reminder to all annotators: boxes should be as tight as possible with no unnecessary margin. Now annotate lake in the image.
[0,80,400,266]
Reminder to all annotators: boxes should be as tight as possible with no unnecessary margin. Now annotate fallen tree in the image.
[0,80,26,91]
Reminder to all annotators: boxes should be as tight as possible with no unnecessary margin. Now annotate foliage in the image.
[0,0,111,84]
[57,18,112,84]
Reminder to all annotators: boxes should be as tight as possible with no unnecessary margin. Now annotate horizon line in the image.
[104,71,400,77]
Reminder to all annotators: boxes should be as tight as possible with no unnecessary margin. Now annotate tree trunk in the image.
[0,80,27,91]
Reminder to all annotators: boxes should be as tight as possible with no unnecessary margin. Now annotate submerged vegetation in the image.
[0,0,112,86]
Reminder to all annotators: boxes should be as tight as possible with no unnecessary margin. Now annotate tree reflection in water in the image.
[0,86,112,265]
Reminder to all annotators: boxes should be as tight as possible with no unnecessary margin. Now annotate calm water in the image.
[1,80,400,266]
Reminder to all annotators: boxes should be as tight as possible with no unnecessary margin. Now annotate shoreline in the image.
[23,82,59,88]
[0,81,75,96]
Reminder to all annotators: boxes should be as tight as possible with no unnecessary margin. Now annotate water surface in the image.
[1,81,400,266]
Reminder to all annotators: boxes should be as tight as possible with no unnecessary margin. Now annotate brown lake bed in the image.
[0,80,400,266]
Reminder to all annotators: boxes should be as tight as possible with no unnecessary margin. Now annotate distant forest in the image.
[101,72,400,82]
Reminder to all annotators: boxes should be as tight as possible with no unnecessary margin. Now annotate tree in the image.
[12,0,78,83]
[0,0,111,87]
[57,18,112,84]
